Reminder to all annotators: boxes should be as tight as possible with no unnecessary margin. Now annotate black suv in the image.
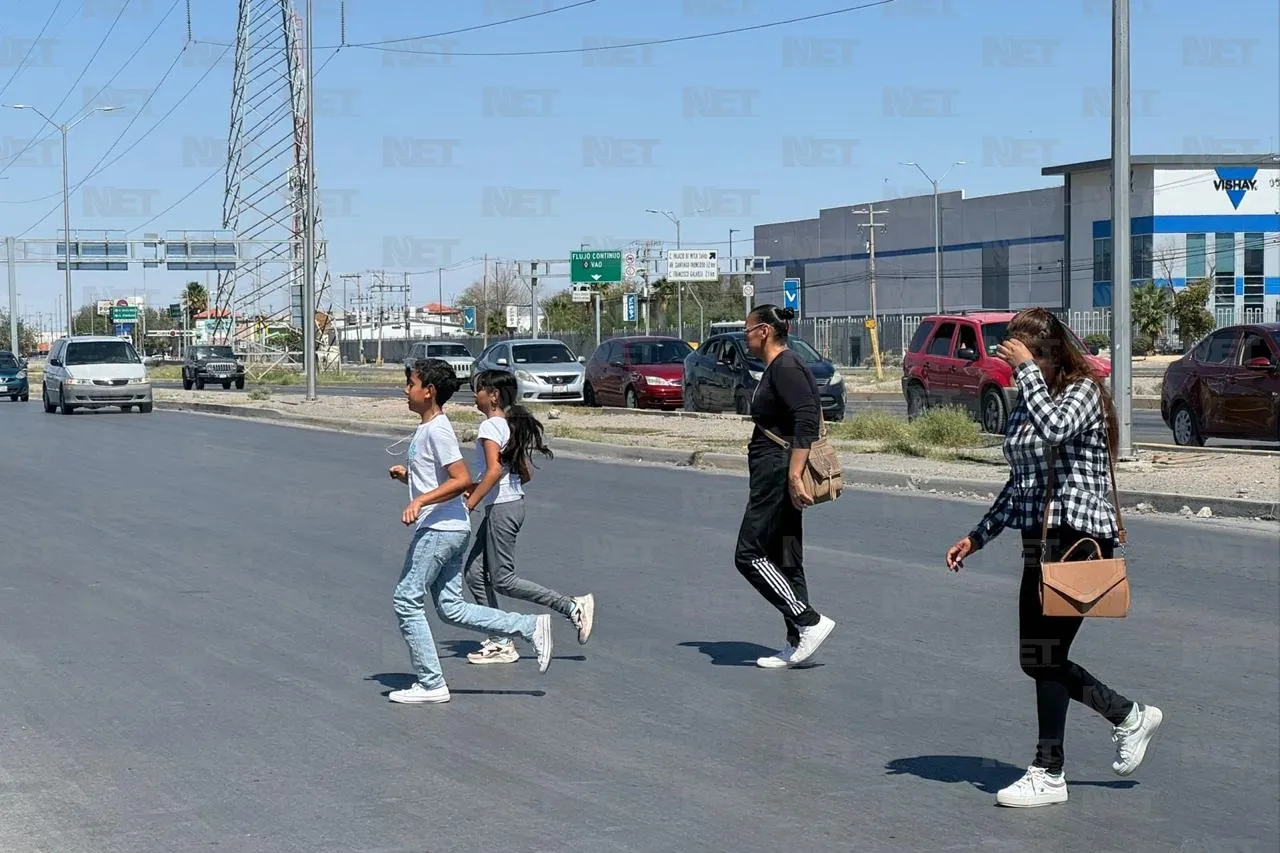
[183,345,246,390]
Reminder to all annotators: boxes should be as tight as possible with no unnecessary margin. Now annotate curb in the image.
[158,399,1277,521]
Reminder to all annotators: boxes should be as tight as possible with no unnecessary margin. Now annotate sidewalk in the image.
[155,389,1278,521]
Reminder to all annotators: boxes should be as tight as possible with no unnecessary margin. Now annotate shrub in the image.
[910,405,983,448]
[834,410,910,442]
[1084,333,1109,352]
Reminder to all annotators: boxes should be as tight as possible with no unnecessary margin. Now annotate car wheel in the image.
[8,395,15,402]
[735,391,750,416]
[905,382,926,421]
[222,380,231,390]
[981,387,1007,435]
[42,387,55,413]
[235,378,245,390]
[59,387,74,415]
[182,376,193,390]
[19,393,28,402]
[195,377,205,390]
[624,387,639,409]
[1171,403,1204,446]
[139,401,153,414]
[583,382,596,407]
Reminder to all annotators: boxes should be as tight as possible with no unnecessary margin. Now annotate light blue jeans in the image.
[394,526,538,689]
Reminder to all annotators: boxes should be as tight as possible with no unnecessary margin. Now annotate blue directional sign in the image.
[114,323,133,337]
[461,305,477,331]
[782,278,801,312]
[624,293,638,323]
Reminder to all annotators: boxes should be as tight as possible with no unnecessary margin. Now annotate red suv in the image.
[901,311,1111,434]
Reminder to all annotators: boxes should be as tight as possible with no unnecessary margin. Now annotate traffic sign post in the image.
[623,293,638,323]
[461,306,477,331]
[571,285,593,303]
[570,250,622,284]
[782,278,801,316]
[623,251,637,278]
[666,250,719,282]
[109,305,139,323]
[505,305,519,329]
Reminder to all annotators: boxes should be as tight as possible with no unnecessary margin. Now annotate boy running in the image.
[386,359,553,704]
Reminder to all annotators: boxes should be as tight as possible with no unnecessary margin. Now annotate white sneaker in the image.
[467,638,518,665]
[1112,703,1163,776]
[389,682,450,704]
[789,616,835,665]
[756,645,795,669]
[571,594,595,645]
[996,766,1068,808]
[531,614,553,673]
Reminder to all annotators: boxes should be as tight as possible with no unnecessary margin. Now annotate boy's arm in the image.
[410,459,472,510]
[465,439,505,511]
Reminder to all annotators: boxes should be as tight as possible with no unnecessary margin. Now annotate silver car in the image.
[471,339,585,403]
[42,335,153,414]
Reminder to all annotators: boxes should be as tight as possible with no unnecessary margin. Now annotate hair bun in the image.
[778,307,796,321]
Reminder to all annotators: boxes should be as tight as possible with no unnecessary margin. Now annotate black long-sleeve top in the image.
[747,347,822,458]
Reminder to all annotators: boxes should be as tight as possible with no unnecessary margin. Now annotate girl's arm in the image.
[465,439,505,511]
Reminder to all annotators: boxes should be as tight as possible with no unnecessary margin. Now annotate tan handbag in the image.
[1039,438,1130,618]
[761,409,844,504]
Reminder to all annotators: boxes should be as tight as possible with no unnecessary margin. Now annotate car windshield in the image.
[0,355,19,371]
[511,343,575,364]
[624,340,692,364]
[428,344,472,358]
[743,335,823,366]
[66,340,140,365]
[192,346,235,359]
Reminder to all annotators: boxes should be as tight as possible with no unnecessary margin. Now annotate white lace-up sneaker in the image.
[388,682,451,704]
[789,616,835,665]
[571,594,595,645]
[467,637,518,665]
[996,766,1068,808]
[756,645,796,669]
[531,614,553,673]
[1112,703,1164,776]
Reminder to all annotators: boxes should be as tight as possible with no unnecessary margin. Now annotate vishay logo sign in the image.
[1213,167,1257,209]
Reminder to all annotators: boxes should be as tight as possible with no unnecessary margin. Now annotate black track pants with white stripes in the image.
[734,450,821,646]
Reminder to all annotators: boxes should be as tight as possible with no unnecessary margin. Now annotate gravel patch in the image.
[156,389,1277,505]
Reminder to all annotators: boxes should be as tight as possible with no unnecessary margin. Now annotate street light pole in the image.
[902,160,964,314]
[2,104,119,338]
[302,0,318,400]
[646,206,706,337]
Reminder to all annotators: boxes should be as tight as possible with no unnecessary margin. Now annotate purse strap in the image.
[1039,388,1127,555]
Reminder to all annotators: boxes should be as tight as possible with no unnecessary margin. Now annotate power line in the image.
[0,0,67,101]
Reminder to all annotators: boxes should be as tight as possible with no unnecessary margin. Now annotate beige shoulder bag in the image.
[760,407,844,505]
[1039,422,1130,618]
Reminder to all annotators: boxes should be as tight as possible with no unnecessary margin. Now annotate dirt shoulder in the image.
[155,388,1278,507]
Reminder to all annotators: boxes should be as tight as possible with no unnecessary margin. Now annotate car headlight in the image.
[515,370,537,383]
[15,370,26,379]
[65,377,92,385]
[128,377,147,384]
[748,370,762,381]
[829,372,843,387]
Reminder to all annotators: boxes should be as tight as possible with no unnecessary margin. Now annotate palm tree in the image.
[183,281,208,325]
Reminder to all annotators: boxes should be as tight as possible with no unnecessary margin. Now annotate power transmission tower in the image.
[213,0,333,356]
[369,274,411,364]
[854,206,888,380]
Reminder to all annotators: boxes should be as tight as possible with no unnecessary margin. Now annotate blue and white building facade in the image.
[1052,155,1280,321]
[752,154,1279,328]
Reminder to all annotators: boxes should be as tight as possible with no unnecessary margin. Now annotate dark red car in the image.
[902,311,1111,434]
[583,335,692,409]
[1161,323,1280,446]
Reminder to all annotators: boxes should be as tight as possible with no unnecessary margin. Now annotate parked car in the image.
[583,336,692,409]
[470,338,586,403]
[682,332,845,420]
[182,345,245,390]
[0,350,28,402]
[901,311,1111,434]
[404,341,475,381]
[41,335,152,414]
[1161,322,1280,446]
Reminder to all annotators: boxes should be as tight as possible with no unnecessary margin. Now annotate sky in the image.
[0,0,1276,325]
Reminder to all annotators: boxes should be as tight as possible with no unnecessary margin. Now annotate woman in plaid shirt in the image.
[945,308,1164,808]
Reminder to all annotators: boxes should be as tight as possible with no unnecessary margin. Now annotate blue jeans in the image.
[394,526,538,689]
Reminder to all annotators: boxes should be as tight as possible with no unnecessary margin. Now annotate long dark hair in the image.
[473,370,554,472]
[748,303,796,340]
[1006,307,1119,459]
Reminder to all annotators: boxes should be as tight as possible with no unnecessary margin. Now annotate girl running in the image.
[462,370,595,665]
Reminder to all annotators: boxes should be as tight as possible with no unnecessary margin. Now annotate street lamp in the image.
[902,160,964,313]
[645,206,707,334]
[2,104,120,338]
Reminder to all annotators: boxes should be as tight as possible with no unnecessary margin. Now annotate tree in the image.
[0,312,38,354]
[1171,279,1215,351]
[455,263,524,335]
[1130,281,1171,355]
[539,291,592,334]
[183,281,208,325]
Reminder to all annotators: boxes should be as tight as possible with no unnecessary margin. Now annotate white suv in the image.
[42,336,153,415]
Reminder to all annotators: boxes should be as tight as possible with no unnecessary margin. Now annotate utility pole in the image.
[339,273,360,364]
[369,273,411,358]
[854,206,888,380]
[403,271,411,340]
[640,241,652,336]
[730,228,748,316]
[6,237,17,355]
[529,260,540,339]
[1111,0,1133,459]
[302,0,317,400]
[481,254,489,347]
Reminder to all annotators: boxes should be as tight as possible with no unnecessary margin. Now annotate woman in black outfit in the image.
[733,304,836,669]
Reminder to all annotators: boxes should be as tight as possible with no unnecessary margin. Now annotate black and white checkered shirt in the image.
[968,360,1119,550]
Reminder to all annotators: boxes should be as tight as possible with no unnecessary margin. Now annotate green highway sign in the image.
[570,250,622,284]
[168,303,182,320]
[110,306,139,322]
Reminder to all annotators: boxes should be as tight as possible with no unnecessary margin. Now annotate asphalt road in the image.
[0,404,1275,852]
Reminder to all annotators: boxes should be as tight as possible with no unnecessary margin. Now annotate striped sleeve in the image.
[968,476,1015,550]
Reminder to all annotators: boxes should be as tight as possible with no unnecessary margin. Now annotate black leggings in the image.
[734,450,821,646]
[1019,527,1135,774]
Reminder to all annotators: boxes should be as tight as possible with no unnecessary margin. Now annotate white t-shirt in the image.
[406,415,470,531]
[474,416,525,507]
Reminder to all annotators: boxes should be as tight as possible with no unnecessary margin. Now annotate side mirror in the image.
[496,357,508,366]
[956,347,979,362]
[1089,345,1101,356]
[1245,357,1274,370]
[609,359,624,369]
[577,355,585,364]
[49,358,61,367]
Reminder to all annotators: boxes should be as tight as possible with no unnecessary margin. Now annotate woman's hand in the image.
[388,465,408,484]
[995,338,1034,370]
[945,536,974,572]
[788,475,814,511]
